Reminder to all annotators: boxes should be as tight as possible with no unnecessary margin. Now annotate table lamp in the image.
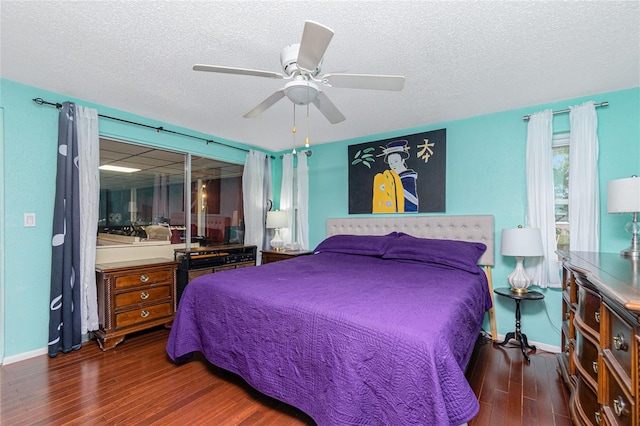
[501,226,544,293]
[607,175,640,258]
[266,210,288,251]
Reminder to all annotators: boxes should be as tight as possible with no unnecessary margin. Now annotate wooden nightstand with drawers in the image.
[94,258,178,350]
[261,249,313,264]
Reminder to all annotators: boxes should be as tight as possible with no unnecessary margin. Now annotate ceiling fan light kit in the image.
[284,79,319,105]
[193,20,406,125]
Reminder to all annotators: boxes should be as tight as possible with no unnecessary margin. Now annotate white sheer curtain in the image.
[569,101,600,252]
[243,150,270,262]
[296,152,309,250]
[76,105,100,333]
[263,157,273,250]
[525,109,561,288]
[279,153,294,245]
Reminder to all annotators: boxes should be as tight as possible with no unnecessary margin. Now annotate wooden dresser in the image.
[558,251,640,426]
[94,258,178,350]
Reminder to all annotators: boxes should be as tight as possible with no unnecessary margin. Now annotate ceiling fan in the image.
[193,20,405,124]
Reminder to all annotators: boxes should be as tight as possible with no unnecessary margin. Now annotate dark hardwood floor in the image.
[0,328,571,425]
[466,335,572,426]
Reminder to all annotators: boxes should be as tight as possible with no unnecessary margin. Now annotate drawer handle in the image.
[613,396,629,417]
[594,411,601,425]
[140,291,150,300]
[594,311,600,323]
[140,310,150,318]
[140,274,149,283]
[592,360,598,374]
[613,333,628,351]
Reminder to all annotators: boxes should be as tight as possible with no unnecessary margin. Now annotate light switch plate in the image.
[24,213,36,227]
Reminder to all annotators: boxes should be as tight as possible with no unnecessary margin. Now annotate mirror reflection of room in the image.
[98,138,244,247]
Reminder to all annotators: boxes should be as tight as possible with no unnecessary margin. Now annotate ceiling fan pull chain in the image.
[292,103,297,154]
[305,101,310,148]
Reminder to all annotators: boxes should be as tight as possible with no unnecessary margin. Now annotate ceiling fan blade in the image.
[323,74,405,91]
[243,89,286,118]
[297,21,335,72]
[193,64,283,79]
[312,91,345,124]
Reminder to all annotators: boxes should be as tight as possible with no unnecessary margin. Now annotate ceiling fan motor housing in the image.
[280,43,321,77]
[280,44,300,76]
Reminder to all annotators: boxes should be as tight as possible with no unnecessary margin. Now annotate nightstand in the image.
[493,287,544,362]
[94,258,178,350]
[261,249,313,264]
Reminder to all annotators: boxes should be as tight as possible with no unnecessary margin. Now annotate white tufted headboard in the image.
[326,215,494,266]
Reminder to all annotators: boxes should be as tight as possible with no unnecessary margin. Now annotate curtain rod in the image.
[32,97,275,158]
[522,101,608,121]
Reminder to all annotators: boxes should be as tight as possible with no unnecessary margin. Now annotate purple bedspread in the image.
[167,252,491,425]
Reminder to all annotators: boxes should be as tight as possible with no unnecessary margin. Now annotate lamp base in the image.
[620,214,640,258]
[270,228,284,251]
[620,246,640,259]
[507,256,532,293]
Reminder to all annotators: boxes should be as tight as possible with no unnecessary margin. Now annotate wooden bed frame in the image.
[326,215,497,340]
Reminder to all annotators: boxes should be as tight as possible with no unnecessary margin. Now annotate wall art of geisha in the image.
[348,129,446,214]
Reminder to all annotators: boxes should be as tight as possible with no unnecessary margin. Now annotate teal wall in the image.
[1,77,638,359]
[306,88,639,346]
[0,79,267,358]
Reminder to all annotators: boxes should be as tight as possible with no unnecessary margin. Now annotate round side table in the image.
[493,287,544,362]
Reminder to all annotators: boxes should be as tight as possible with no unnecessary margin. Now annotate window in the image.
[98,138,243,246]
[190,155,244,245]
[553,132,570,251]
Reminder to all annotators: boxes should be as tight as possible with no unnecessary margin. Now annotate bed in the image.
[167,215,496,425]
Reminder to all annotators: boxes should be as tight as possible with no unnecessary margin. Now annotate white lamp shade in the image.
[501,227,544,257]
[266,210,288,229]
[607,176,640,213]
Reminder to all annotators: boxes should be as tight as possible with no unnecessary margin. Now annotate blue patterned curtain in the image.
[48,102,82,357]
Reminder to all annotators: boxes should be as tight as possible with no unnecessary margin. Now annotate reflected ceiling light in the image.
[99,165,141,173]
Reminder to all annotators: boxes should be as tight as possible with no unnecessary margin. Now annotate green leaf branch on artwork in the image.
[351,147,376,168]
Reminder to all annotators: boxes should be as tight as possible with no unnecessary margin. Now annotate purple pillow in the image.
[314,232,399,256]
[382,233,487,273]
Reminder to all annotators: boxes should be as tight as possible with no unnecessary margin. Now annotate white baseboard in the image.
[2,347,48,365]
[1,333,94,365]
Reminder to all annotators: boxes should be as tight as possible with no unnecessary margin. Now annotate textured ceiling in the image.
[2,1,639,152]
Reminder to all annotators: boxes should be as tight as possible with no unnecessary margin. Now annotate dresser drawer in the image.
[577,285,601,337]
[115,285,171,308]
[602,362,634,426]
[603,304,634,385]
[115,267,174,289]
[115,303,173,329]
[574,375,601,426]
[575,328,599,385]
